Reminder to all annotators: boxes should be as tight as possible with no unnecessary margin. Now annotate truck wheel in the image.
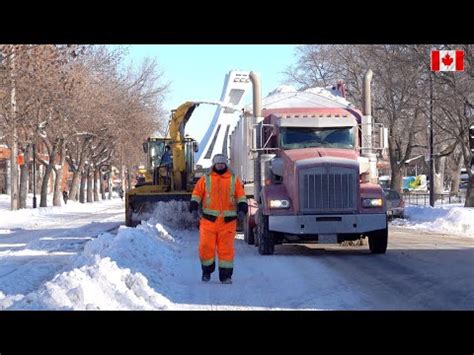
[257,213,274,255]
[368,227,388,254]
[243,214,255,245]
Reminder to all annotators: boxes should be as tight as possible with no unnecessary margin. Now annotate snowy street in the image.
[1,197,473,310]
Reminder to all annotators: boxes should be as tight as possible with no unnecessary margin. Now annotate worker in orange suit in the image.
[189,154,248,284]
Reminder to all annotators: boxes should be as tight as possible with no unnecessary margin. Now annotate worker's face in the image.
[214,163,226,171]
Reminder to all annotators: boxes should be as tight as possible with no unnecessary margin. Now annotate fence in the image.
[401,191,466,206]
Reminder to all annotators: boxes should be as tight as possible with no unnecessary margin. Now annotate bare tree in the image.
[286,45,430,193]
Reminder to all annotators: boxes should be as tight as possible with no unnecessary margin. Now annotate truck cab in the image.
[253,108,387,254]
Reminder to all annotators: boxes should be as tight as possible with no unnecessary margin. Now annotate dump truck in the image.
[229,71,389,254]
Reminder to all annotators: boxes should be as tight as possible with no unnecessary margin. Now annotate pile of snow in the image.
[0,291,23,309]
[304,87,352,106]
[135,200,199,230]
[4,201,198,310]
[267,85,297,96]
[392,204,474,237]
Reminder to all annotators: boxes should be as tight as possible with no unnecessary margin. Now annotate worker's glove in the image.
[237,202,248,223]
[237,202,248,214]
[189,200,199,213]
[189,200,199,219]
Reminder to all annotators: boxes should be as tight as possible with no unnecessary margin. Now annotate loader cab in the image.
[147,139,169,171]
[143,136,199,189]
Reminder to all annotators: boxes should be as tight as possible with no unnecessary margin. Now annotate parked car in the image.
[383,189,405,220]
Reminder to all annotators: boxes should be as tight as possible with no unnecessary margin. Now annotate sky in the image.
[117,45,299,141]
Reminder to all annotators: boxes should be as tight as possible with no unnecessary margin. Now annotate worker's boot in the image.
[219,267,233,284]
[201,262,215,282]
[221,277,232,284]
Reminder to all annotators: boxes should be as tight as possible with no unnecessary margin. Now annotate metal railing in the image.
[401,191,466,206]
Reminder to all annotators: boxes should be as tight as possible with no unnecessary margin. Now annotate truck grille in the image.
[299,167,357,213]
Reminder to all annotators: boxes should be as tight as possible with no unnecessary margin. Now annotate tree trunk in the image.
[121,165,126,193]
[69,143,89,201]
[433,155,446,196]
[52,141,66,206]
[40,141,58,207]
[79,170,86,203]
[87,166,93,203]
[100,169,106,200]
[10,125,19,210]
[127,166,131,193]
[390,165,403,193]
[108,174,112,200]
[93,168,99,201]
[449,152,463,195]
[465,175,474,207]
[9,47,19,211]
[19,145,31,209]
[40,163,53,207]
[69,169,81,202]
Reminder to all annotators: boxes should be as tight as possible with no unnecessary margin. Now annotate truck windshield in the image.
[280,127,355,150]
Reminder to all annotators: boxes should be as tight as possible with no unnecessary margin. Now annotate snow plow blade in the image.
[125,186,192,227]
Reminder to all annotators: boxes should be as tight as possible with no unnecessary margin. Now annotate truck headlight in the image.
[269,199,290,209]
[362,198,383,208]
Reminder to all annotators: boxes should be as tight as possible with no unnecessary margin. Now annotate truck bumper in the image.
[268,213,387,235]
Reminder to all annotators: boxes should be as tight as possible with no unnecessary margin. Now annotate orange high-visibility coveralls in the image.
[191,170,246,271]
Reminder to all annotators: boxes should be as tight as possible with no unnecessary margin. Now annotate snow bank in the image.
[6,201,198,310]
[392,204,474,237]
[0,194,122,230]
[0,291,24,309]
[10,256,172,310]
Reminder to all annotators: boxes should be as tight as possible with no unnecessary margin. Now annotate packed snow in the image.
[1,194,473,310]
[392,204,474,237]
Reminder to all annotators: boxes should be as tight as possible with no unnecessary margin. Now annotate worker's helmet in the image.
[212,154,228,167]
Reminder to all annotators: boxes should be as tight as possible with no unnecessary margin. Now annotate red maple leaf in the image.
[442,54,454,66]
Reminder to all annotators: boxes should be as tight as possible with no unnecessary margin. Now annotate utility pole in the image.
[429,72,435,207]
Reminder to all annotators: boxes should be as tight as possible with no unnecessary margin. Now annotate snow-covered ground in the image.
[392,204,474,237]
[1,195,473,310]
[0,194,125,309]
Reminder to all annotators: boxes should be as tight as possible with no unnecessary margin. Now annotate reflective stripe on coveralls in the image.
[202,173,237,217]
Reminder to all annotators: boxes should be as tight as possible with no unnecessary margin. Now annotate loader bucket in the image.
[125,190,192,227]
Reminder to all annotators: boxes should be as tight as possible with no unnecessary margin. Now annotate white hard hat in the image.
[212,154,228,167]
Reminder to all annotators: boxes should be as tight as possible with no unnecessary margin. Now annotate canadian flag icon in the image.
[431,50,464,72]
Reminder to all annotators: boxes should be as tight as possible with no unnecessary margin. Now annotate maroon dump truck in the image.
[229,71,388,255]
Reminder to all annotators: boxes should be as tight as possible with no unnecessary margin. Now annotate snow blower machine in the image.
[125,102,200,227]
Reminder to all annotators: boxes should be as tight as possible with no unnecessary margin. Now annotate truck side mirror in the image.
[193,141,199,153]
[143,142,148,154]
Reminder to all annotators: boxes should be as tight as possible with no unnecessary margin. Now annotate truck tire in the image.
[368,226,388,254]
[257,213,274,255]
[243,214,255,245]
